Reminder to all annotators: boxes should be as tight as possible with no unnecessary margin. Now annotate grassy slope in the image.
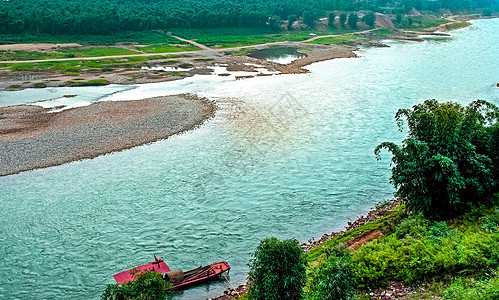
[306,201,499,299]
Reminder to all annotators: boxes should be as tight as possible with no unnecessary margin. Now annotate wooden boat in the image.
[113,256,230,289]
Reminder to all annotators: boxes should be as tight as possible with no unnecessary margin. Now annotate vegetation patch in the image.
[33,82,47,88]
[57,47,140,57]
[193,58,215,61]
[446,21,470,30]
[66,79,109,86]
[137,44,200,53]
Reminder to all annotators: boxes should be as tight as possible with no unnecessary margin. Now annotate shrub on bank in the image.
[352,209,499,287]
[307,246,357,300]
[247,237,307,300]
[101,271,173,300]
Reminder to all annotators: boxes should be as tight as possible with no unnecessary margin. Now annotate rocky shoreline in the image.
[0,94,214,176]
[212,198,404,299]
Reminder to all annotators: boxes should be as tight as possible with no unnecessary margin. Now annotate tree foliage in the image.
[375,99,499,219]
[247,237,307,300]
[101,271,173,300]
[347,12,359,29]
[308,246,357,300]
[364,11,376,27]
[328,12,336,28]
[0,0,492,36]
[339,13,347,26]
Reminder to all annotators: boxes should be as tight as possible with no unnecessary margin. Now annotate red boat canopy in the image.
[113,257,171,285]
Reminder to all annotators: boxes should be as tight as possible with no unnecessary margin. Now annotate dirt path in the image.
[170,35,212,50]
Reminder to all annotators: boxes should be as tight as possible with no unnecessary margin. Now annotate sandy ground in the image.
[0,43,81,51]
[0,94,214,176]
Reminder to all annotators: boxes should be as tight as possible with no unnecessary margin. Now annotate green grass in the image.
[0,55,187,72]
[305,203,499,299]
[305,34,359,45]
[446,21,470,30]
[0,47,140,61]
[193,58,215,62]
[66,79,109,86]
[58,47,140,57]
[0,50,68,61]
[33,82,47,88]
[395,15,449,30]
[173,27,350,48]
[136,44,200,53]
[307,204,406,263]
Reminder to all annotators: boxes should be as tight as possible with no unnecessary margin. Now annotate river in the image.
[0,18,498,300]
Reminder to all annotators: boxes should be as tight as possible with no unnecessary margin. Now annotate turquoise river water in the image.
[0,19,498,300]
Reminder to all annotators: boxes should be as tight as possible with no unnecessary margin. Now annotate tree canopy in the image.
[248,237,307,300]
[101,270,173,300]
[0,0,496,35]
[375,99,499,219]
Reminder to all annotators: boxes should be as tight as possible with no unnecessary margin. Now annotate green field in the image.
[395,15,449,30]
[136,44,200,53]
[0,54,188,73]
[172,27,353,48]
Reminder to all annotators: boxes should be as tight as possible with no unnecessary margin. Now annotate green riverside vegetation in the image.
[1,0,495,36]
[244,99,499,300]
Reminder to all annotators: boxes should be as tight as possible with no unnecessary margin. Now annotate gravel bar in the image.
[0,94,214,176]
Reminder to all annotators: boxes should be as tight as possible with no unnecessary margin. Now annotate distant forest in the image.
[0,0,497,35]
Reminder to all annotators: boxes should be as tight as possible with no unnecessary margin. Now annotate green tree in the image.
[339,13,347,27]
[328,12,336,28]
[267,15,282,31]
[395,14,402,23]
[347,12,358,29]
[288,14,297,30]
[375,99,499,219]
[308,246,357,300]
[248,237,307,300]
[364,11,376,27]
[101,271,173,300]
[303,10,320,29]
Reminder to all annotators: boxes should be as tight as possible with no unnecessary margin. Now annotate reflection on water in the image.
[0,19,498,300]
[247,47,306,64]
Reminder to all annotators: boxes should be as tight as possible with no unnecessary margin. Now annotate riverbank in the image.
[0,16,481,91]
[0,94,214,176]
[0,42,358,91]
[212,198,404,300]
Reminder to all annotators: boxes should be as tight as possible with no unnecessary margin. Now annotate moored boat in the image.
[113,256,230,289]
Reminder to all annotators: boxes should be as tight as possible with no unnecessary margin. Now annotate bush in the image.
[101,271,173,300]
[352,211,499,287]
[248,237,307,300]
[444,277,499,299]
[375,100,499,219]
[307,246,357,300]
